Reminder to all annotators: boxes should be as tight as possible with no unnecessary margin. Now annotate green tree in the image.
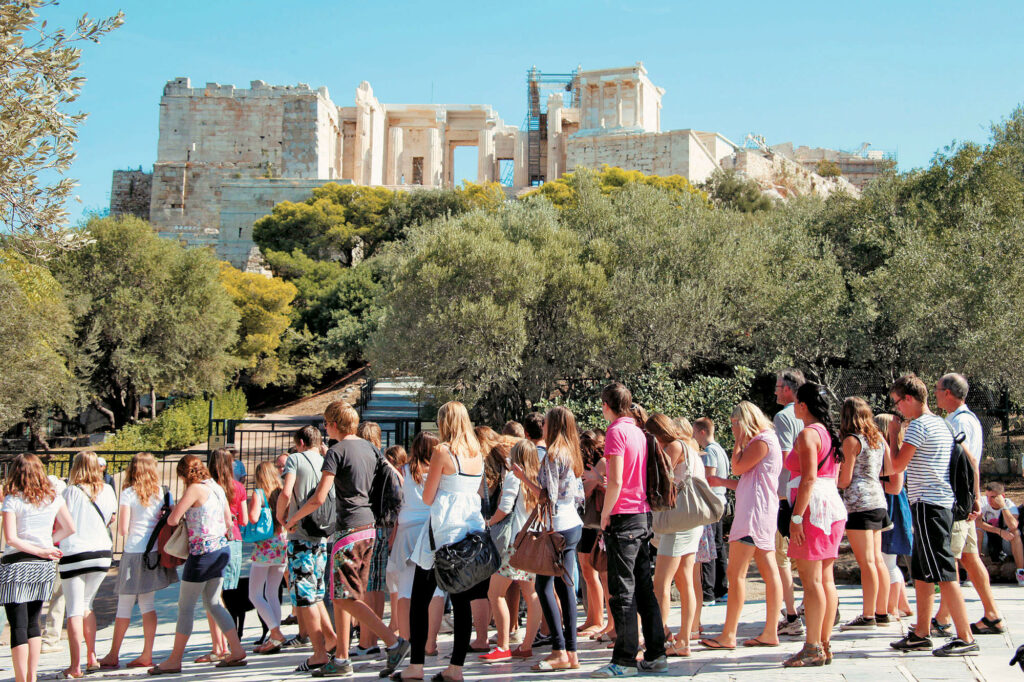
[529,165,708,209]
[263,249,382,393]
[701,169,774,213]
[219,262,297,387]
[54,216,239,427]
[0,249,79,434]
[1,1,123,254]
[815,159,842,177]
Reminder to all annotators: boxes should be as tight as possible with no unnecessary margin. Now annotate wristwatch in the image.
[791,514,804,524]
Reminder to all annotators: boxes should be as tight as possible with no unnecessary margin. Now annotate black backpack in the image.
[298,452,337,538]
[369,451,404,527]
[945,422,977,523]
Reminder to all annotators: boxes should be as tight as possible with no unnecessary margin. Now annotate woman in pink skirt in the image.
[784,382,848,667]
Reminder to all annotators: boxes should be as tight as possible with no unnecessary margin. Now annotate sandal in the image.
[256,637,285,654]
[700,637,735,650]
[60,672,84,680]
[532,660,576,671]
[823,640,833,665]
[430,674,461,682]
[666,641,691,657]
[390,673,424,682]
[783,642,825,668]
[215,657,247,668]
[193,653,223,664]
[510,647,533,658]
[294,659,327,673]
[971,616,1006,635]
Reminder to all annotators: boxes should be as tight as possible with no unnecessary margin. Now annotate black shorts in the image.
[909,502,957,584]
[846,507,892,531]
[777,498,793,539]
[578,527,599,554]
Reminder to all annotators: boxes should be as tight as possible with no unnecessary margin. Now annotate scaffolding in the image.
[525,67,580,186]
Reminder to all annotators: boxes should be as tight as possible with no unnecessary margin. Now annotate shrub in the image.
[816,159,842,177]
[100,389,247,452]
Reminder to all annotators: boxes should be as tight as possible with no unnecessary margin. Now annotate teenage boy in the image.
[279,425,337,672]
[889,374,979,656]
[593,383,667,678]
[287,402,410,677]
[523,412,547,460]
[773,369,805,636]
[694,418,729,604]
[932,373,1005,635]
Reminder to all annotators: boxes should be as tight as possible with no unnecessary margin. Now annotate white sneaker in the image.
[1016,568,1024,586]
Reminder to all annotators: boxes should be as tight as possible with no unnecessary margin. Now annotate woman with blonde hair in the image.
[1,454,75,682]
[401,402,490,682]
[513,406,584,671]
[248,461,288,654]
[482,438,543,662]
[387,432,445,657]
[59,451,117,678]
[648,414,706,657]
[702,402,783,650]
[98,453,178,670]
[150,454,246,674]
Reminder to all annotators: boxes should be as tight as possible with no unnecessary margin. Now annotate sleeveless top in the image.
[397,463,430,526]
[250,490,287,565]
[729,430,782,551]
[843,434,887,513]
[409,448,486,570]
[184,480,229,556]
[784,423,847,535]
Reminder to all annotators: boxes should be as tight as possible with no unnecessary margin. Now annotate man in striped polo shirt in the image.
[888,374,978,656]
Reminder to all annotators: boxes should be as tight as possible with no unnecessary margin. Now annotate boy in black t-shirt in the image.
[287,402,410,677]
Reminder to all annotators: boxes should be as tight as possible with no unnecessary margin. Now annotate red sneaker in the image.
[479,648,511,662]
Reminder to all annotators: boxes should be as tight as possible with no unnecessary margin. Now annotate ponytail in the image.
[796,382,843,464]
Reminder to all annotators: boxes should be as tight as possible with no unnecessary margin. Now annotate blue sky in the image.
[45,0,1024,221]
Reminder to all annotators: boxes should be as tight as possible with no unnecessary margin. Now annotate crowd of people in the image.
[0,371,1015,682]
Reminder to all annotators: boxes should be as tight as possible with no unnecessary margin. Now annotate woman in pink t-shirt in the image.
[702,401,783,650]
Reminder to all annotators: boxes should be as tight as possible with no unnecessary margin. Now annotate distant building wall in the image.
[110,170,152,219]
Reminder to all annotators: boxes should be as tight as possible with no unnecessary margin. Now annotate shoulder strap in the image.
[78,485,108,524]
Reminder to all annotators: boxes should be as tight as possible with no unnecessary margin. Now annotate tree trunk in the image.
[150,386,158,419]
[93,401,117,430]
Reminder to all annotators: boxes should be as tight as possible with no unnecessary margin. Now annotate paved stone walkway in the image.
[9,582,1023,681]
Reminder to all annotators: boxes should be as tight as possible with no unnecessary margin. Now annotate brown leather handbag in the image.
[509,504,566,577]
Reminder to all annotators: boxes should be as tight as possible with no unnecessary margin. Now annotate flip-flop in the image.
[742,638,779,647]
[60,673,84,680]
[215,657,247,668]
[193,654,222,664]
[510,647,533,658]
[146,667,181,676]
[700,638,736,650]
[127,661,152,669]
[99,663,120,670]
[390,673,424,681]
[531,661,576,672]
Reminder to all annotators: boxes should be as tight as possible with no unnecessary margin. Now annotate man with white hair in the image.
[933,373,1005,636]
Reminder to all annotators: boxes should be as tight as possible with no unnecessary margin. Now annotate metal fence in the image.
[0,449,201,560]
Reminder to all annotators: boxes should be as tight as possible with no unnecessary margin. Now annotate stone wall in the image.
[110,170,152,219]
[566,129,723,184]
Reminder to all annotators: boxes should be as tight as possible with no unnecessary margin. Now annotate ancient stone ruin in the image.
[111,63,891,269]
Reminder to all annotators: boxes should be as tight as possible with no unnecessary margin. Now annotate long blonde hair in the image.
[731,401,774,441]
[254,461,282,499]
[68,450,105,500]
[673,417,701,453]
[510,439,541,511]
[437,401,481,460]
[124,452,160,507]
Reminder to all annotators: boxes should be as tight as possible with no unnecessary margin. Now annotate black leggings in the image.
[409,566,487,667]
[6,600,43,648]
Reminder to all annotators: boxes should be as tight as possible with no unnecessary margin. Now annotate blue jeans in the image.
[535,525,582,652]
